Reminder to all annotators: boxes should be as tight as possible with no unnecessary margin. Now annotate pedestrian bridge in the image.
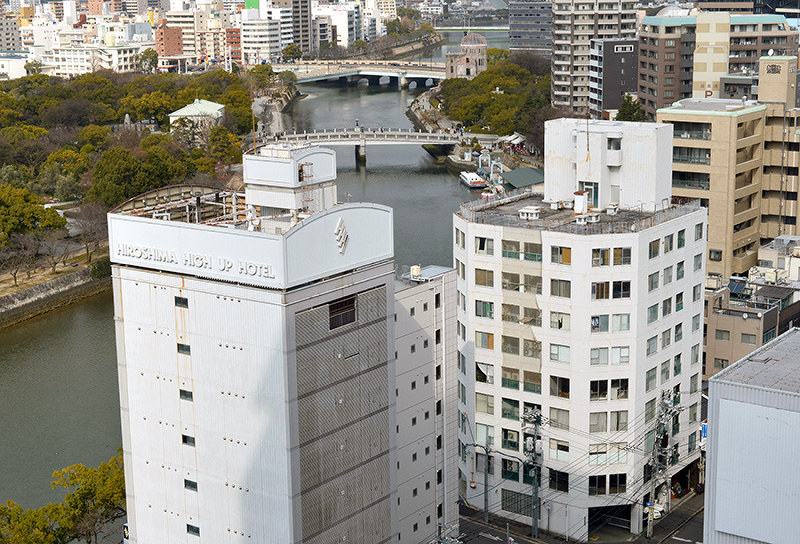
[272,60,447,87]
[271,127,498,162]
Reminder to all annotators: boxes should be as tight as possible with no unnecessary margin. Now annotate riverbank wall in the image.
[0,268,111,331]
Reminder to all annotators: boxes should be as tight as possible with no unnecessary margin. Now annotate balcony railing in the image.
[523,252,543,261]
[502,378,520,389]
[674,155,710,165]
[502,468,519,481]
[502,250,521,259]
[675,130,712,140]
[673,179,710,190]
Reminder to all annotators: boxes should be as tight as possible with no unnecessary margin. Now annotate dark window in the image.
[179,389,193,401]
[549,468,569,492]
[329,296,356,329]
[436,329,441,344]
[187,524,200,536]
[177,343,191,355]
[182,434,195,446]
[175,296,188,308]
[437,469,442,484]
[436,365,441,380]
[438,503,443,518]
[435,293,441,308]
[437,434,442,450]
[184,479,198,491]
[436,400,442,415]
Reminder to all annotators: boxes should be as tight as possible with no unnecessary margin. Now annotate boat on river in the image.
[460,171,487,189]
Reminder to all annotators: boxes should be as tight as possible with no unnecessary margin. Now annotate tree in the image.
[207,126,242,165]
[40,229,69,274]
[276,71,297,86]
[44,148,90,177]
[73,202,108,263]
[50,450,126,544]
[78,125,111,150]
[24,60,43,75]
[136,48,158,74]
[0,501,64,544]
[0,233,36,287]
[615,95,648,122]
[397,7,421,19]
[0,184,66,248]
[248,64,274,90]
[0,123,48,144]
[86,146,141,206]
[282,44,302,60]
[350,40,367,53]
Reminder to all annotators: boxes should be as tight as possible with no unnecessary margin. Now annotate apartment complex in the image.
[454,119,706,541]
[240,15,281,63]
[155,21,183,57]
[638,12,797,118]
[165,10,209,57]
[658,56,800,278]
[588,37,638,118]
[508,0,551,55]
[551,0,637,114]
[0,17,22,50]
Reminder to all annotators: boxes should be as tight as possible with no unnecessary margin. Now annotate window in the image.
[647,304,658,324]
[502,367,520,389]
[502,240,520,259]
[610,410,628,431]
[709,249,722,262]
[691,344,700,365]
[591,314,609,333]
[175,296,188,308]
[613,247,631,265]
[590,412,607,433]
[589,475,606,496]
[550,407,569,430]
[689,402,698,423]
[590,380,608,400]
[475,331,494,349]
[611,378,628,400]
[551,279,571,297]
[648,272,659,292]
[695,222,703,241]
[609,474,626,494]
[177,343,191,355]
[690,373,699,393]
[664,234,674,253]
[550,439,570,461]
[187,524,200,536]
[475,236,494,255]
[715,329,730,341]
[663,266,673,285]
[182,434,195,446]
[550,311,570,330]
[455,228,465,249]
[646,368,657,392]
[185,479,198,491]
[550,344,571,363]
[523,371,542,393]
[692,314,700,332]
[524,274,542,294]
[549,469,569,492]
[591,347,608,366]
[502,272,520,291]
[476,362,494,383]
[475,300,494,318]
[714,358,729,370]
[410,307,415,317]
[661,360,670,383]
[662,298,672,317]
[502,398,519,420]
[612,281,631,299]
[524,242,543,261]
[677,229,685,248]
[475,268,494,287]
[742,333,757,345]
[694,253,702,271]
[502,336,520,355]
[611,347,630,365]
[674,354,682,377]
[688,432,697,453]
[180,389,193,401]
[502,428,520,451]
[646,336,657,356]
[693,284,701,302]
[592,248,610,266]
[589,444,607,465]
[677,261,685,280]
[649,239,660,259]
[523,339,541,359]
[592,282,610,300]
[645,399,656,422]
[476,393,494,414]
[612,314,630,331]
[550,376,570,398]
[329,296,356,329]
[551,246,571,264]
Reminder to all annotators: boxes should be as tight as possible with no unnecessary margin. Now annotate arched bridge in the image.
[271,127,498,162]
[271,60,446,87]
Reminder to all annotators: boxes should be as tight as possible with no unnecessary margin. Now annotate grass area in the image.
[0,247,108,298]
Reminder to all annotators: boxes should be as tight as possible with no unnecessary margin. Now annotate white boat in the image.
[460,171,487,189]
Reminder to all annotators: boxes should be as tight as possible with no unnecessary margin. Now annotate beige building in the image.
[445,32,487,80]
[658,99,765,279]
[551,0,637,115]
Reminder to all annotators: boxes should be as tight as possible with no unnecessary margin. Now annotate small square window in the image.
[411,381,416,390]
[423,303,428,311]
[423,339,429,349]
[411,344,416,354]
[180,389,193,401]
[410,307,416,316]
[182,434,196,446]
[412,453,418,462]
[412,417,417,426]
[175,296,188,308]
[184,479,198,491]
[187,524,200,536]
[177,343,191,355]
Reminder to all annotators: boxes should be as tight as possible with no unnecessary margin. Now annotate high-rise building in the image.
[508,0,551,55]
[551,0,637,115]
[166,10,209,57]
[637,12,797,118]
[240,13,281,63]
[274,0,311,52]
[155,20,183,57]
[588,37,637,119]
[454,118,706,542]
[109,143,399,543]
[0,17,22,50]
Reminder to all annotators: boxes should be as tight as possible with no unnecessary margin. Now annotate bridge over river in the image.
[269,127,499,162]
[271,60,446,88]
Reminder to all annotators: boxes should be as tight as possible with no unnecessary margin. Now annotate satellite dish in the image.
[769,48,775,56]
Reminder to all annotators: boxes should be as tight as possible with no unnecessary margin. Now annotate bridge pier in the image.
[398,76,409,89]
[355,139,366,164]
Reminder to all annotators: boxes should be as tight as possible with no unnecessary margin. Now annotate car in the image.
[644,504,665,520]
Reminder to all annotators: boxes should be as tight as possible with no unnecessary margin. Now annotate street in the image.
[664,508,703,544]
[458,517,538,544]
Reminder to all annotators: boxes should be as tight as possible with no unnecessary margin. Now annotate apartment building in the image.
[588,37,637,118]
[394,266,460,542]
[454,118,706,541]
[165,10,209,57]
[311,13,331,54]
[225,27,241,62]
[240,15,281,63]
[263,6,293,48]
[312,2,359,48]
[40,44,140,76]
[508,0,551,55]
[638,12,797,118]
[272,0,311,52]
[551,0,637,115]
[0,17,22,50]
[155,21,183,57]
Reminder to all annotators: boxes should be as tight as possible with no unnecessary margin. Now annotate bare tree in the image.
[74,202,109,263]
[40,230,70,274]
[0,233,36,287]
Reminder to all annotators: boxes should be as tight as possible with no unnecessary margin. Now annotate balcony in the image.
[675,130,712,140]
[502,250,521,259]
[673,155,710,165]
[502,377,520,389]
[673,179,710,190]
[502,467,519,481]
[524,382,542,394]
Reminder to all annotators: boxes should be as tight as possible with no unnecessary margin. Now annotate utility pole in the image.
[432,522,462,544]
[647,390,677,539]
[522,408,542,539]
[471,442,492,523]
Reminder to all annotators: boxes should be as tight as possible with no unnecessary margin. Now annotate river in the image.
[0,30,509,509]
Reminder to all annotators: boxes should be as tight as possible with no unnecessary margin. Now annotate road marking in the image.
[672,538,692,543]
[479,532,501,541]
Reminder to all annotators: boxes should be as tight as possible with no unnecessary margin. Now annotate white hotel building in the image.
[454,119,707,541]
[109,142,459,544]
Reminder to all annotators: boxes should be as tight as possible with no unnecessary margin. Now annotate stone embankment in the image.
[0,267,110,330]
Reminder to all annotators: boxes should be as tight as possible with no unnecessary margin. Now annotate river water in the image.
[0,30,509,509]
